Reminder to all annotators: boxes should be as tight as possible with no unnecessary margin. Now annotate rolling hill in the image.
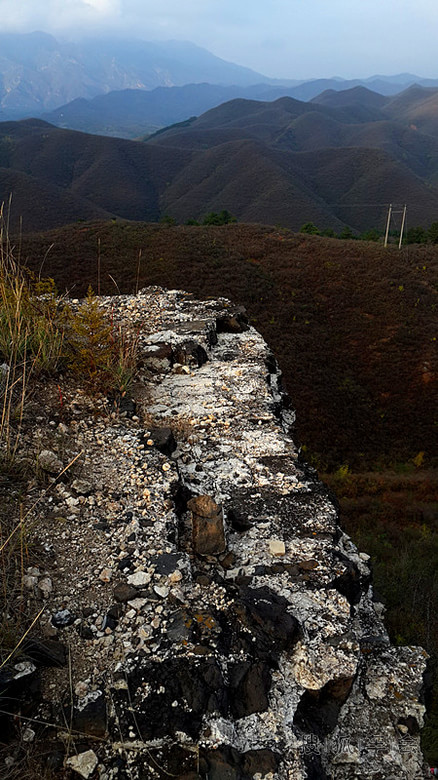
[4,85,438,234]
[145,94,438,230]
[383,84,438,137]
[40,76,438,140]
[0,118,194,230]
[314,82,438,138]
[41,84,311,139]
[311,85,390,110]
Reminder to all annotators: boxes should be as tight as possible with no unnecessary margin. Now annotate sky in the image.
[1,0,438,79]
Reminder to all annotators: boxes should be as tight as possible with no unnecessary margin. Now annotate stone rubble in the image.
[2,287,429,779]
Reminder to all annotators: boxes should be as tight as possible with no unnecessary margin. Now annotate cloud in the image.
[0,0,437,78]
[0,0,122,31]
[0,0,265,35]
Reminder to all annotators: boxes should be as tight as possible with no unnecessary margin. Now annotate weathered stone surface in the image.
[226,585,300,661]
[188,494,226,555]
[173,339,209,368]
[216,307,249,333]
[27,288,428,780]
[127,570,151,587]
[38,449,63,474]
[143,342,173,372]
[51,609,75,627]
[242,749,281,777]
[71,478,93,495]
[228,660,271,718]
[69,689,107,738]
[116,657,227,740]
[199,746,280,780]
[151,551,185,574]
[269,539,286,556]
[66,749,98,778]
[37,576,53,598]
[113,582,138,603]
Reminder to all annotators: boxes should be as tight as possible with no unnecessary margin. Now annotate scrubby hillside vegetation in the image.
[18,221,437,467]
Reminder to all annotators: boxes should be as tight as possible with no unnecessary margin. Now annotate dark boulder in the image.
[228,660,271,718]
[223,586,300,662]
[148,426,177,456]
[173,340,208,368]
[118,657,227,740]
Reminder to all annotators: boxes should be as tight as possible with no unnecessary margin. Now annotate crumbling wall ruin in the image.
[2,288,429,779]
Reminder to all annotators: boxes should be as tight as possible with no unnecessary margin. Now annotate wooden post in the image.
[398,205,407,249]
[384,204,392,247]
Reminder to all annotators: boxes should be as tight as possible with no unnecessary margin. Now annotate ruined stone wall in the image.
[127,289,428,780]
[3,288,429,779]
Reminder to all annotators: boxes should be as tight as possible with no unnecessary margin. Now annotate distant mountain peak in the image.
[0,31,294,115]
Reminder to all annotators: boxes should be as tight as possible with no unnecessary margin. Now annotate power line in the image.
[326,202,407,208]
[324,200,409,247]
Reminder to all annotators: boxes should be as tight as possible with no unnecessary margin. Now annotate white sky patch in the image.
[0,0,121,30]
[83,0,120,13]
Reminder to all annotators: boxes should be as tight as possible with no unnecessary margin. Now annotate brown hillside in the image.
[284,114,438,179]
[18,221,438,469]
[312,85,389,110]
[161,140,347,230]
[384,85,438,136]
[0,120,193,229]
[0,167,114,230]
[282,146,438,227]
[277,111,344,151]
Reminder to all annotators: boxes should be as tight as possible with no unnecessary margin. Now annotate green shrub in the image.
[159,214,177,226]
[202,210,237,226]
[300,221,320,235]
[339,225,356,240]
[359,228,381,242]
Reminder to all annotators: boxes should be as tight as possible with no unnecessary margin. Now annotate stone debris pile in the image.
[2,287,429,779]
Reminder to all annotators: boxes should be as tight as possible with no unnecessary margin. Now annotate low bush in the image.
[65,287,139,395]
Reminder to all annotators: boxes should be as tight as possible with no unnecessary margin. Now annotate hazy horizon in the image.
[1,0,438,81]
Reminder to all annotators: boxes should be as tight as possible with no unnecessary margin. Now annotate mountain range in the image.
[2,31,438,139]
[2,81,438,234]
[41,84,313,139]
[39,78,438,142]
[0,31,293,118]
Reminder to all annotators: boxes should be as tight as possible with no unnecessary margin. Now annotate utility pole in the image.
[398,204,407,249]
[384,203,392,247]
